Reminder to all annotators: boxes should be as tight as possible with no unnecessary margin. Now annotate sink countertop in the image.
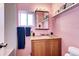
[30,35,61,40]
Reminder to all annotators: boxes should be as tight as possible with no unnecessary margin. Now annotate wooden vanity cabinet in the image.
[31,38,61,56]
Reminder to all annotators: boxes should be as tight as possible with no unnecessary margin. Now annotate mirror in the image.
[35,11,49,30]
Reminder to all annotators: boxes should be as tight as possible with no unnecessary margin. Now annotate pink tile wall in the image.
[53,5,79,55]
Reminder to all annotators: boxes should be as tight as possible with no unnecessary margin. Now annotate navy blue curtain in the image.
[17,27,25,49]
[17,27,31,49]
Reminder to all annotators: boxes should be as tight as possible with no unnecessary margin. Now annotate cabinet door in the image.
[31,39,61,56]
[31,40,46,56]
[45,40,52,56]
[47,39,61,56]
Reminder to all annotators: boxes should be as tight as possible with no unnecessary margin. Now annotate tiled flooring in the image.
[16,37,31,56]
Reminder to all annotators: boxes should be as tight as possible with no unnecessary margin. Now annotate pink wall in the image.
[16,3,53,56]
[16,3,79,56]
[16,3,53,35]
[53,4,79,55]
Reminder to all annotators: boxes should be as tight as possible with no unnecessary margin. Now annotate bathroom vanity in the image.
[31,36,61,56]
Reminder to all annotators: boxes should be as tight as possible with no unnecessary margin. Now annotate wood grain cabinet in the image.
[31,38,61,56]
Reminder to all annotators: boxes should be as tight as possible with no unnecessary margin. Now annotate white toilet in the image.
[65,46,79,56]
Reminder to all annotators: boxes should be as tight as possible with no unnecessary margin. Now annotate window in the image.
[18,11,35,27]
[28,13,35,26]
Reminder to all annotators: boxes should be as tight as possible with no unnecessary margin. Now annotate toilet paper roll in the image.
[68,47,79,56]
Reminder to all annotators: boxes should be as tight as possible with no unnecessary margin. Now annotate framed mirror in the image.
[35,11,49,30]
